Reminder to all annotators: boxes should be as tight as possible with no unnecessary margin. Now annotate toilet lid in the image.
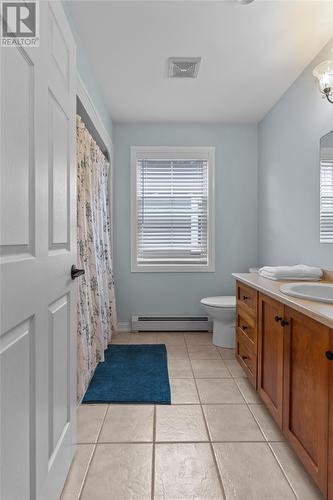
[201,296,236,308]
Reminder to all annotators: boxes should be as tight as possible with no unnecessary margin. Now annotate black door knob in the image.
[275,316,282,323]
[325,351,333,361]
[71,265,85,280]
[280,319,289,327]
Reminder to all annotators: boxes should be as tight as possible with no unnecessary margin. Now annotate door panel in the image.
[1,47,35,255]
[258,293,284,426]
[0,318,34,500]
[283,307,330,495]
[48,91,70,249]
[0,2,76,499]
[49,5,70,90]
[48,294,70,458]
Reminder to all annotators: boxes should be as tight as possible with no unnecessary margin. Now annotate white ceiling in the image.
[67,0,333,123]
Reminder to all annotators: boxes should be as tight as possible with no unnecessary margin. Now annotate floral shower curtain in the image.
[76,115,117,400]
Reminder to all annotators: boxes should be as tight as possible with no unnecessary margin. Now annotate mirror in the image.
[319,131,333,243]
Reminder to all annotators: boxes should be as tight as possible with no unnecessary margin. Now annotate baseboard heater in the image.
[131,315,213,332]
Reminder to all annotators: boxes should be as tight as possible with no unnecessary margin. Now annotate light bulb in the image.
[313,52,333,97]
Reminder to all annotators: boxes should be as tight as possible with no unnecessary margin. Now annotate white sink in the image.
[280,282,333,304]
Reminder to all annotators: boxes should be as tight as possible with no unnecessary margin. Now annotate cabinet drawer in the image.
[236,329,257,387]
[236,281,257,317]
[237,311,256,344]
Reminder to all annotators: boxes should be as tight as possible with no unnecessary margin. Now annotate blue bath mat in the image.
[82,344,171,404]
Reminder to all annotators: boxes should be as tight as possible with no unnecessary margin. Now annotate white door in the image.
[0,2,77,499]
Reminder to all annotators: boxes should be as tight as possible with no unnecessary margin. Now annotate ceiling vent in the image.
[168,57,201,78]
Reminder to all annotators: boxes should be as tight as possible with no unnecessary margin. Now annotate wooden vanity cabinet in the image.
[258,293,285,427]
[329,359,333,500]
[283,307,331,496]
[235,280,333,498]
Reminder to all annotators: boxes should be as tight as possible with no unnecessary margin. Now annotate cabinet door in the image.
[283,307,330,496]
[258,293,284,426]
[329,347,333,500]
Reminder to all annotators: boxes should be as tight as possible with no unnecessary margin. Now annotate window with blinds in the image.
[320,145,333,243]
[131,147,215,272]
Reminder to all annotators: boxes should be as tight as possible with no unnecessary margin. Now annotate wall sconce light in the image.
[313,51,333,104]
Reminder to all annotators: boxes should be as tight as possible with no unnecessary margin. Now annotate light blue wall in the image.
[62,1,113,138]
[258,39,333,268]
[114,124,258,322]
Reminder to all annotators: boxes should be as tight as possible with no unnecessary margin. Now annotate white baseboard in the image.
[131,315,212,332]
[116,321,131,332]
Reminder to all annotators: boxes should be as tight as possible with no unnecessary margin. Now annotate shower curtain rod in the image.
[76,96,110,162]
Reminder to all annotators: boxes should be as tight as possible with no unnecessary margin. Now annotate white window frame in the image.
[319,141,333,243]
[131,146,215,272]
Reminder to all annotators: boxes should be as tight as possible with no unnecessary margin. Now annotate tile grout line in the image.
[225,365,288,449]
[223,358,299,498]
[76,335,301,499]
[247,402,277,443]
[77,333,320,500]
[185,335,227,500]
[267,442,299,499]
[220,356,269,443]
[187,338,291,496]
[78,405,109,499]
[77,443,96,500]
[93,438,281,444]
[213,343,310,498]
[151,404,156,500]
[241,391,267,442]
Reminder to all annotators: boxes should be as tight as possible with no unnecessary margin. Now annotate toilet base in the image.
[212,320,235,348]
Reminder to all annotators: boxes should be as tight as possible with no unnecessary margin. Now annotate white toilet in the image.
[200,296,236,348]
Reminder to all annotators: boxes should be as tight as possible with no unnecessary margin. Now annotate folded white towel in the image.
[258,265,323,281]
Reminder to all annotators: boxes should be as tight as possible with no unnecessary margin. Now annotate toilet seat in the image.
[200,296,236,308]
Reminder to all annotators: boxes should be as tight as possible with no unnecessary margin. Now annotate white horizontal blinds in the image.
[320,147,333,243]
[136,158,209,265]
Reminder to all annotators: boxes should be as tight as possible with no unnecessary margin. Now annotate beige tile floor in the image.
[61,331,324,500]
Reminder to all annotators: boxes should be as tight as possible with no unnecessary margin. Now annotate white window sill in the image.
[131,264,215,273]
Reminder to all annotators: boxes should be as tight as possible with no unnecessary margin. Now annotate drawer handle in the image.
[275,316,282,323]
[325,351,333,361]
[242,295,249,300]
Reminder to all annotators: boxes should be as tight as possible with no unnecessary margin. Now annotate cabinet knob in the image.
[242,325,248,330]
[275,316,282,323]
[281,319,289,327]
[242,355,249,360]
[242,295,249,300]
[325,351,333,361]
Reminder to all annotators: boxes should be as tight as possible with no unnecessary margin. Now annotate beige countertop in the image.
[232,273,333,329]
